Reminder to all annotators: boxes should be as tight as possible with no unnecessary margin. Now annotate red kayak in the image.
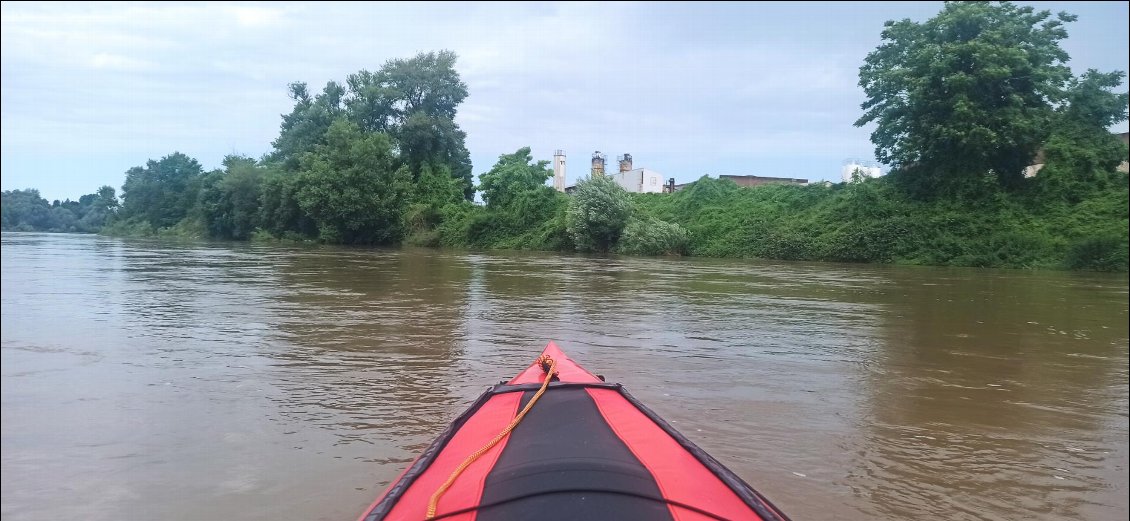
[357,342,789,521]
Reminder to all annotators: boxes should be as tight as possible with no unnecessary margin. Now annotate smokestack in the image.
[591,151,606,177]
[553,150,566,192]
[618,153,633,173]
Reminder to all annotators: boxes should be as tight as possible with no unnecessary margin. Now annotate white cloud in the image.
[225,5,286,27]
[88,53,155,71]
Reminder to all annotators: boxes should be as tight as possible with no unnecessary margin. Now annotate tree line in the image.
[2,2,1127,270]
[2,186,118,233]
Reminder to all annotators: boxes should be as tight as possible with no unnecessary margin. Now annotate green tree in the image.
[258,168,314,238]
[436,147,559,249]
[567,175,632,252]
[346,51,474,199]
[118,152,204,228]
[856,1,1077,195]
[274,51,474,199]
[1036,70,1130,202]
[1,189,51,230]
[197,155,269,239]
[478,147,553,209]
[270,81,347,172]
[74,186,118,232]
[294,120,410,244]
[2,187,118,232]
[405,160,464,241]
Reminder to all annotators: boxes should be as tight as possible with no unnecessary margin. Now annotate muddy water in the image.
[1,232,1126,521]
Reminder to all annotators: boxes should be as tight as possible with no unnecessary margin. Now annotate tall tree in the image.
[478,147,553,210]
[119,152,204,228]
[197,155,269,240]
[274,51,474,199]
[1,189,51,230]
[345,51,474,199]
[270,81,347,171]
[75,186,118,232]
[375,50,467,121]
[856,1,1076,195]
[1037,70,1130,201]
[294,120,411,244]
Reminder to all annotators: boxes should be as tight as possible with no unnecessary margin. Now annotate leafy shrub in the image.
[567,176,632,252]
[617,216,689,255]
[1065,235,1129,271]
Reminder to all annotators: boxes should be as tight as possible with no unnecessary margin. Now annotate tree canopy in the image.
[118,152,204,228]
[293,120,410,244]
[2,187,117,233]
[271,50,473,199]
[856,1,1087,194]
[478,147,553,209]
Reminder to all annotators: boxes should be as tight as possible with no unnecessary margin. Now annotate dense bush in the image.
[616,215,689,256]
[629,172,1128,271]
[567,176,632,253]
[1065,235,1129,271]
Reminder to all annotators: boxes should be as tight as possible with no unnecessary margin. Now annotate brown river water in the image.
[1,232,1127,521]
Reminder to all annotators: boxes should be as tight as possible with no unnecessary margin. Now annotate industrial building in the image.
[563,151,665,194]
[609,153,665,193]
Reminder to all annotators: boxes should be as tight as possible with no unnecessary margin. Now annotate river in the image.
[1,232,1126,520]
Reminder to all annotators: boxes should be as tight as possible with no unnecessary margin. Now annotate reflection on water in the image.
[1,232,1126,521]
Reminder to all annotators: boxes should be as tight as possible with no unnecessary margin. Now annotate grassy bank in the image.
[630,175,1128,270]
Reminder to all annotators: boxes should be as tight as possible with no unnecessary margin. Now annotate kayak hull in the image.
[358,342,788,521]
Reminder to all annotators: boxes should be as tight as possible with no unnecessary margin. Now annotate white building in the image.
[611,168,665,193]
[841,159,882,183]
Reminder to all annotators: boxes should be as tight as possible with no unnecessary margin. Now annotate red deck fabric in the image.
[378,392,522,521]
[587,387,765,521]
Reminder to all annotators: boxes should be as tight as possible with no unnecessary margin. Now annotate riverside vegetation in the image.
[2,2,1127,271]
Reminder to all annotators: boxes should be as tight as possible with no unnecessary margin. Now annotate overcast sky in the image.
[2,1,1127,201]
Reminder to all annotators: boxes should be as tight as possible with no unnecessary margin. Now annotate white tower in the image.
[553,150,566,192]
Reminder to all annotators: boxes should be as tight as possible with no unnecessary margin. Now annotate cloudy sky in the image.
[2,1,1127,201]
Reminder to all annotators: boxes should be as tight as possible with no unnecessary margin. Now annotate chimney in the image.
[553,150,566,192]
[591,151,606,177]
[618,153,633,173]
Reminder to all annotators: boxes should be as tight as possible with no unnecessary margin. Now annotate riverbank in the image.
[419,174,1128,272]
[633,176,1129,271]
[8,168,1126,272]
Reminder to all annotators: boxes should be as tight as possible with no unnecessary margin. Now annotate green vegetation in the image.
[857,2,1077,194]
[567,176,633,253]
[2,187,118,233]
[2,3,1127,271]
[617,215,690,256]
[629,174,1127,269]
[436,148,571,251]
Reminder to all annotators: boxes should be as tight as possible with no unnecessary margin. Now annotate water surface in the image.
[2,232,1126,520]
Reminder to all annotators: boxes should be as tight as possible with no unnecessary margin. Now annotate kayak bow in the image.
[357,341,789,521]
